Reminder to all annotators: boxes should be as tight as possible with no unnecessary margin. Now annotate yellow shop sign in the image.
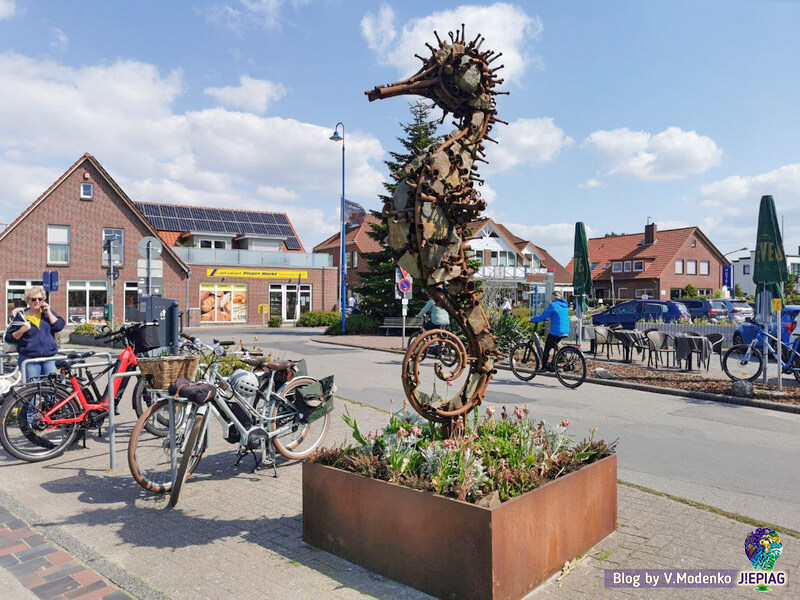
[206,268,308,279]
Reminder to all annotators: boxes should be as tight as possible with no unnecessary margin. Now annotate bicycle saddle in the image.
[55,351,95,369]
[240,358,295,372]
[168,377,216,404]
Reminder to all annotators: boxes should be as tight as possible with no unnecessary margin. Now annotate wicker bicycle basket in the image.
[138,356,199,389]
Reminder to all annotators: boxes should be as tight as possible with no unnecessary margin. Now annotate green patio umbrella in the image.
[572,222,592,343]
[753,195,787,303]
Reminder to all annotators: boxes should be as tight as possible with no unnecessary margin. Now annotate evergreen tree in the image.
[355,101,440,319]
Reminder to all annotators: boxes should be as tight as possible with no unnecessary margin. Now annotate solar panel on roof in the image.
[277,225,293,236]
[206,221,225,232]
[217,210,235,221]
[285,238,301,250]
[149,217,166,230]
[193,220,211,231]
[262,214,276,224]
[161,205,178,218]
[205,208,221,221]
[176,206,192,218]
[273,214,289,225]
[252,224,267,234]
[190,208,209,220]
[240,222,257,234]
[265,224,280,236]
[141,204,160,217]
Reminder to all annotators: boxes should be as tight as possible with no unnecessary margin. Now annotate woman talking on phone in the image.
[4,286,65,381]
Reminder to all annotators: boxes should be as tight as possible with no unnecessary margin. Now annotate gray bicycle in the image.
[509,331,587,389]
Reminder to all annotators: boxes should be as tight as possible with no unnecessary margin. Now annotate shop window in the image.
[199,283,247,323]
[700,261,710,275]
[47,225,70,265]
[80,183,93,199]
[102,228,124,266]
[687,260,697,275]
[675,260,684,274]
[67,281,107,324]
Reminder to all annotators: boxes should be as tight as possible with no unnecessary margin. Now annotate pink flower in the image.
[485,406,495,418]
[514,406,525,420]
[523,406,530,416]
[561,419,570,428]
[443,438,458,450]
[397,428,408,439]
[410,426,422,437]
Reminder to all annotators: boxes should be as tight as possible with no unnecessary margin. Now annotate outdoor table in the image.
[582,324,596,354]
[613,329,646,363]
[674,335,713,371]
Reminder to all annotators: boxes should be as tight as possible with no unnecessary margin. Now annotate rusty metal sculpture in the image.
[366,26,506,427]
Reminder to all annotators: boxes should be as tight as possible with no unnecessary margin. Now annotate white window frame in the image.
[698,288,712,296]
[699,260,710,275]
[687,260,697,275]
[47,225,70,265]
[346,251,358,268]
[102,228,124,267]
[67,280,107,325]
[617,287,627,298]
[80,182,93,199]
[624,261,632,272]
[675,259,684,274]
[743,264,750,275]
[633,260,644,272]
[612,261,623,273]
[491,250,515,267]
[635,289,654,299]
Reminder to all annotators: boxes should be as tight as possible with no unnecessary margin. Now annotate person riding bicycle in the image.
[529,291,569,371]
[417,297,450,331]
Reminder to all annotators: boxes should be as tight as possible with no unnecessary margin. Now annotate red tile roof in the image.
[313,213,382,254]
[564,227,728,281]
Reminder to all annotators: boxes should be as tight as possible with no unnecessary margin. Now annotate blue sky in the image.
[0,0,798,264]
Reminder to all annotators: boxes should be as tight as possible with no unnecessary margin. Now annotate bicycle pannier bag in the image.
[293,375,334,422]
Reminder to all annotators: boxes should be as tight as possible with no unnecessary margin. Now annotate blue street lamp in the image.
[329,123,346,333]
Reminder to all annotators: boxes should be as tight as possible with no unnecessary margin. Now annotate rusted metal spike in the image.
[425,42,437,54]
[490,117,509,126]
[488,52,503,64]
[434,30,442,45]
[461,23,465,42]
[415,54,427,62]
[485,136,498,144]
[491,65,504,73]
[448,31,455,42]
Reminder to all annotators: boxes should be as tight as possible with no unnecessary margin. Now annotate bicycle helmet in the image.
[228,369,259,402]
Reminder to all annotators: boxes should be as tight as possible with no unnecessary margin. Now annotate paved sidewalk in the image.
[0,391,797,598]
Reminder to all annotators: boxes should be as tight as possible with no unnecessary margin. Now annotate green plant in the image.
[683,284,698,298]
[215,354,248,377]
[734,284,744,299]
[325,315,379,335]
[71,323,99,335]
[487,310,527,354]
[268,316,283,328]
[296,311,341,327]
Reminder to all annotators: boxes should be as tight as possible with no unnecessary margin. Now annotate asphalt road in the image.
[191,326,800,532]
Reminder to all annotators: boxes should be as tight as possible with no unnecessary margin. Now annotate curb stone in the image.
[310,337,800,415]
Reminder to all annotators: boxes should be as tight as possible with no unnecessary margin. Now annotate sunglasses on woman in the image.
[30,298,45,302]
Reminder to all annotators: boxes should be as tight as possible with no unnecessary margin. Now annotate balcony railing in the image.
[474,266,545,280]
[173,247,333,268]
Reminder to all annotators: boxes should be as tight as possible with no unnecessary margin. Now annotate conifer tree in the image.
[355,101,440,319]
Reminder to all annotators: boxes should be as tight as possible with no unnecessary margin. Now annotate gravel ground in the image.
[587,359,800,405]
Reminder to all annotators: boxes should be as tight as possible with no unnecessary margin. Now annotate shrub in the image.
[296,311,341,327]
[487,311,527,354]
[72,323,99,335]
[268,316,283,328]
[324,315,379,335]
[214,354,248,377]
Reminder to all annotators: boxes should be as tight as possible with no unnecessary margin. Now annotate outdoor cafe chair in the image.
[704,333,724,369]
[643,327,659,335]
[593,326,621,359]
[646,331,676,369]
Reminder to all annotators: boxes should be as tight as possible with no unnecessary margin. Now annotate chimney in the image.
[644,222,657,245]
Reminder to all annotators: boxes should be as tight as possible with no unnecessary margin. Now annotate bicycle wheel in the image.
[270,376,330,460]
[439,343,458,368]
[168,410,207,508]
[132,377,183,437]
[128,399,204,493]
[554,346,587,389]
[722,345,763,382]
[509,342,539,382]
[0,382,81,462]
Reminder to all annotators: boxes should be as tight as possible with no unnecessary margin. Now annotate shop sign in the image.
[206,268,308,279]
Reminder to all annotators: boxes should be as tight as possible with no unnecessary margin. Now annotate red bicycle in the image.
[0,321,159,462]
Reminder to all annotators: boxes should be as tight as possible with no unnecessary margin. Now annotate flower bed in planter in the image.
[304,410,617,599]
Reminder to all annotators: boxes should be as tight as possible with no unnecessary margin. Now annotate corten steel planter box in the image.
[303,455,617,600]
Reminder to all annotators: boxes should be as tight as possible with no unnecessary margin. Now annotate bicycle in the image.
[127,336,333,506]
[509,331,587,389]
[0,321,159,462]
[722,319,800,382]
[407,322,458,368]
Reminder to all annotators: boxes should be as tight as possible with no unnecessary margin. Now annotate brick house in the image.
[565,222,729,301]
[0,153,337,326]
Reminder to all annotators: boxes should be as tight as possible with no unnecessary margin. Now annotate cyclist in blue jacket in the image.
[530,291,569,371]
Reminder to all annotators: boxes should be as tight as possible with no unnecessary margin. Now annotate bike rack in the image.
[19,352,114,384]
[106,369,141,471]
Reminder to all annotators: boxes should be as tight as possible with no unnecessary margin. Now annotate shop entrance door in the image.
[269,284,311,322]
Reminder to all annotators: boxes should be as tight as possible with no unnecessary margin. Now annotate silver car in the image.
[721,299,754,323]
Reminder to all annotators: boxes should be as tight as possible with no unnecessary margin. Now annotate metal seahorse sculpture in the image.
[366,26,507,426]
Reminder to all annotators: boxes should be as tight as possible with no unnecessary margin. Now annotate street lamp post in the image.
[329,123,346,334]
[723,247,748,298]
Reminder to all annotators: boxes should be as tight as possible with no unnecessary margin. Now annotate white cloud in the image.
[361,4,396,55]
[699,163,800,209]
[0,52,385,248]
[204,75,286,114]
[485,117,572,174]
[582,126,722,181]
[201,0,283,32]
[0,0,15,20]
[50,28,69,51]
[362,2,542,85]
[578,178,602,189]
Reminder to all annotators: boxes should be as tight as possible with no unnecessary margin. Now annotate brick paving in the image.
[0,390,797,599]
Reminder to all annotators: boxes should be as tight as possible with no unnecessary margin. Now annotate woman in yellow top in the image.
[4,286,65,381]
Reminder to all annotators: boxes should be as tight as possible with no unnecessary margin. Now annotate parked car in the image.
[680,298,729,322]
[719,298,755,323]
[731,305,800,348]
[591,300,690,328]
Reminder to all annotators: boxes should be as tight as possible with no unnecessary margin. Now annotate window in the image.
[624,261,631,272]
[691,239,697,248]
[699,260,710,275]
[67,281,107,324]
[470,250,483,266]
[124,281,139,322]
[80,183,93,199]
[635,289,654,299]
[633,260,644,272]
[698,288,712,296]
[591,262,599,270]
[791,263,800,277]
[675,259,683,274]
[613,301,638,314]
[200,240,212,248]
[346,251,358,268]
[102,228,124,266]
[490,251,514,267]
[643,303,667,316]
[199,283,247,322]
[612,261,623,273]
[198,238,227,249]
[743,264,751,275]
[617,287,627,298]
[47,225,70,264]
[687,260,697,275]
[670,288,683,299]
[214,240,225,249]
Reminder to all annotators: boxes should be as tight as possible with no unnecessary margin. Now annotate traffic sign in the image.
[42,271,59,292]
[395,267,413,300]
[137,236,163,258]
[398,278,412,293]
